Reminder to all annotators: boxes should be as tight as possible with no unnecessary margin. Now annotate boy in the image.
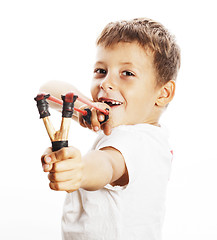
[41,18,180,240]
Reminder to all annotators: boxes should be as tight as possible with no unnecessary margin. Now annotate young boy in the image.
[41,18,180,240]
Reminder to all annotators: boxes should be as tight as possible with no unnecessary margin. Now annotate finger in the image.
[84,120,92,130]
[45,146,81,164]
[48,169,82,182]
[79,117,87,128]
[49,179,82,192]
[94,103,110,123]
[41,147,52,164]
[43,163,53,172]
[51,157,83,173]
[81,113,92,130]
[41,147,53,172]
[98,113,105,123]
[79,106,93,129]
[78,105,90,127]
[102,123,112,136]
[91,109,100,132]
[79,111,88,128]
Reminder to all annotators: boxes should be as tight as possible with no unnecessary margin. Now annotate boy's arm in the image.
[42,146,127,192]
[40,80,91,121]
[81,147,127,190]
[39,80,112,135]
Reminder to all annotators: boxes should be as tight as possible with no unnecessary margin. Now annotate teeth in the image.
[102,100,121,105]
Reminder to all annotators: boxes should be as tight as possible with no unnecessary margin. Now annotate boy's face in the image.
[91,42,161,127]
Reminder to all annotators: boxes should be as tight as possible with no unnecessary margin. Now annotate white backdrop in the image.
[0,0,216,239]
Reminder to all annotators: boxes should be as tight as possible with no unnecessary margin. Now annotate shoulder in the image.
[94,124,169,148]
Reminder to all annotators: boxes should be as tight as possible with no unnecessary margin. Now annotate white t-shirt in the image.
[62,124,172,240]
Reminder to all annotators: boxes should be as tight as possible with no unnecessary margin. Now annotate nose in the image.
[100,74,115,91]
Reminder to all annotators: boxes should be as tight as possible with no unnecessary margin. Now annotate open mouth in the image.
[99,98,123,108]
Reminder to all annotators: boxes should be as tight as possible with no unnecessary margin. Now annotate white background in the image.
[0,0,216,239]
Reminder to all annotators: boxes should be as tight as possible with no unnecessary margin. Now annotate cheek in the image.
[90,81,99,100]
[124,86,154,114]
[123,86,144,107]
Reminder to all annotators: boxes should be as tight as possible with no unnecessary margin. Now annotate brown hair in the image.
[97,18,181,86]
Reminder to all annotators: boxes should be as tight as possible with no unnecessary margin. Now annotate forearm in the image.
[81,150,114,191]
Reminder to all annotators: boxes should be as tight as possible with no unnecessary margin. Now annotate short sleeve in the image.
[94,124,172,191]
[94,127,143,186]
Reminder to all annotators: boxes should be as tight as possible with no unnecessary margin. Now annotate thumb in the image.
[102,123,112,136]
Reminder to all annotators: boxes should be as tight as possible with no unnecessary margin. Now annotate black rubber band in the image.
[82,108,109,125]
[34,94,50,119]
[100,108,109,124]
[52,140,68,151]
[61,95,78,118]
[82,108,92,125]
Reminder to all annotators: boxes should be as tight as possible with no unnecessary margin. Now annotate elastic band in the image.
[82,108,109,125]
[82,108,92,125]
[100,108,109,124]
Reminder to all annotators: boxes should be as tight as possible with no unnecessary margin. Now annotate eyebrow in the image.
[94,61,105,65]
[94,61,138,71]
[120,62,133,65]
[95,61,134,65]
[119,62,137,69]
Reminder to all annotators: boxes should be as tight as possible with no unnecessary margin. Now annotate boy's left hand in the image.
[41,146,83,192]
[79,102,113,136]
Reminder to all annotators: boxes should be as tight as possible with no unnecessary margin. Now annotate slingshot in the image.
[34,92,109,151]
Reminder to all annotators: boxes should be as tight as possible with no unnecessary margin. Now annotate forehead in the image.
[95,42,154,68]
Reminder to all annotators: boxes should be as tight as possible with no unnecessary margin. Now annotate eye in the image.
[122,71,135,77]
[94,68,107,75]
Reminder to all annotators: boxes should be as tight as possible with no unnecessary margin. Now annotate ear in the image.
[155,80,176,107]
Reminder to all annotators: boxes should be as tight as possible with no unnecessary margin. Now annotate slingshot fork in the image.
[34,93,77,151]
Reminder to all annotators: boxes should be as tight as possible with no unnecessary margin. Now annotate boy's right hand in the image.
[78,102,112,136]
[41,146,84,193]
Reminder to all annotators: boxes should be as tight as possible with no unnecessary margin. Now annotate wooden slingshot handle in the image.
[34,93,77,151]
